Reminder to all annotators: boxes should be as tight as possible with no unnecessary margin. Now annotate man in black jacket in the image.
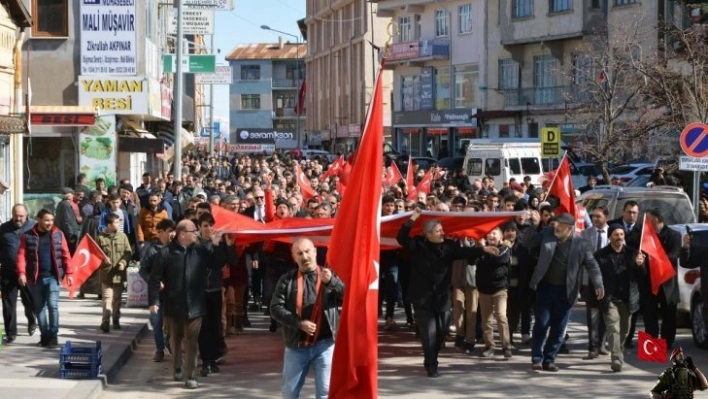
[148,219,236,389]
[0,204,37,343]
[594,224,645,372]
[396,207,499,377]
[642,208,681,349]
[270,238,344,399]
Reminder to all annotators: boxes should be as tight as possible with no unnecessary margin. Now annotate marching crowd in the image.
[0,149,707,397]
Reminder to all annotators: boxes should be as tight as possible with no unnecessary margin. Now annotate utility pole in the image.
[173,0,184,180]
[208,34,215,156]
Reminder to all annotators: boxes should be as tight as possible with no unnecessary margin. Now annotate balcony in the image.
[386,39,449,66]
[272,79,302,89]
[274,107,305,118]
[499,86,575,108]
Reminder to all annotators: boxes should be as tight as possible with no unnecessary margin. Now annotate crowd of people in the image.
[0,149,707,397]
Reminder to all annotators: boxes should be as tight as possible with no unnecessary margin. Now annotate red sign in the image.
[680,122,708,157]
[30,113,96,126]
[388,41,419,61]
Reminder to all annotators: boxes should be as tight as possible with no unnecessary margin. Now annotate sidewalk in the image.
[0,291,149,399]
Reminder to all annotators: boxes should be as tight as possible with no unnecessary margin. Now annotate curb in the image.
[63,321,149,399]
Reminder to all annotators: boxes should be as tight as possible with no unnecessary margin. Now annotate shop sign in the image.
[78,76,149,115]
[389,41,419,61]
[80,0,136,76]
[78,114,117,190]
[235,128,296,144]
[30,113,96,126]
[393,109,477,127]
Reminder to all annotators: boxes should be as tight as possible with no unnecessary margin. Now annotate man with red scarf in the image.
[270,238,344,399]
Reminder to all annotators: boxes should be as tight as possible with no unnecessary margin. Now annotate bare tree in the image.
[564,19,667,182]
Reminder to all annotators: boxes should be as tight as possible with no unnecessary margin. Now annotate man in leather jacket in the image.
[270,238,344,399]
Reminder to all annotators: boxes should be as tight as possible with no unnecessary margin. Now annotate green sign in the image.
[163,54,216,73]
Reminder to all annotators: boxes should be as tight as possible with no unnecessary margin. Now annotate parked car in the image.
[576,185,695,225]
[690,279,708,348]
[437,157,465,173]
[626,175,651,187]
[398,157,438,173]
[570,162,603,191]
[603,163,656,184]
[285,149,338,163]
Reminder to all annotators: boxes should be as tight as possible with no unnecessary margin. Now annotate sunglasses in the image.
[255,196,264,200]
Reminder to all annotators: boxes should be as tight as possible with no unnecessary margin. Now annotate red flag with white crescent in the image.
[295,164,317,200]
[382,162,403,188]
[640,214,677,295]
[62,235,108,299]
[320,156,345,182]
[638,331,667,363]
[547,153,577,216]
[415,169,434,195]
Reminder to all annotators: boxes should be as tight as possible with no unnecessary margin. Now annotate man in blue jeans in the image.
[139,218,176,362]
[17,208,73,348]
[270,238,344,399]
[520,211,604,372]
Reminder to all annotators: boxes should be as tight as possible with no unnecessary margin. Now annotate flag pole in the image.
[638,213,646,253]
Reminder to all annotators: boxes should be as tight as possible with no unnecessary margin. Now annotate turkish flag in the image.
[326,63,383,399]
[382,163,403,188]
[295,164,317,200]
[340,159,353,186]
[640,214,677,295]
[548,153,577,216]
[415,169,434,195]
[638,331,667,363]
[294,77,307,116]
[405,157,417,200]
[62,235,108,299]
[320,156,344,182]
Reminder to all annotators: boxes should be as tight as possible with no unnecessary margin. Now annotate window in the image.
[498,59,520,89]
[454,64,479,108]
[509,158,522,174]
[512,0,533,18]
[24,137,76,193]
[614,0,637,5]
[32,0,68,37]
[241,65,261,80]
[528,122,539,138]
[435,10,449,37]
[521,158,541,174]
[499,125,510,138]
[275,94,296,110]
[458,4,472,34]
[241,94,261,110]
[415,14,422,40]
[485,159,501,176]
[467,158,483,176]
[286,64,304,80]
[401,75,421,111]
[533,55,556,104]
[590,0,601,8]
[434,67,451,110]
[399,16,411,42]
[550,0,571,12]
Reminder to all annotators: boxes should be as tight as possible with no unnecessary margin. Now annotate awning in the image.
[471,110,520,119]
[30,106,97,126]
[427,128,448,135]
[457,127,478,135]
[153,122,195,161]
[121,118,149,134]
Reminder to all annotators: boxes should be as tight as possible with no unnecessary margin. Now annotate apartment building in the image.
[376,0,484,158]
[305,0,393,154]
[226,39,307,153]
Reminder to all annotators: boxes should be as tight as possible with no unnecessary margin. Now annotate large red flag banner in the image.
[325,59,384,399]
[62,235,108,299]
[547,153,577,216]
[640,214,677,295]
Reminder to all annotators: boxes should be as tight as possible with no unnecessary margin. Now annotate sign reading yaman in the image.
[81,0,137,76]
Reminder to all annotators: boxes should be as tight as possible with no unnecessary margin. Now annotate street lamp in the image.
[261,25,304,150]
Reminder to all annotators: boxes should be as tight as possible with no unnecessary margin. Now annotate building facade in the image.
[226,39,307,153]
[376,0,483,158]
[305,0,393,154]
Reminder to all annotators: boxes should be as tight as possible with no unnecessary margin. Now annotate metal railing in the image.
[272,79,301,88]
[499,86,575,107]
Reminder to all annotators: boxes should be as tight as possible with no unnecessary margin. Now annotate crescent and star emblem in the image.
[76,249,90,269]
[643,340,657,356]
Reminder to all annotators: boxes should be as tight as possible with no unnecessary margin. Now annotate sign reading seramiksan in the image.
[235,129,295,144]
[81,0,137,76]
[78,76,149,115]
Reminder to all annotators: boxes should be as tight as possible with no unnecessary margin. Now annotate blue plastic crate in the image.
[60,364,102,380]
[60,340,102,365]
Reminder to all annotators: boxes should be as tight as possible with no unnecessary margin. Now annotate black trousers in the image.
[1,274,35,337]
[414,307,449,370]
[198,291,223,363]
[642,287,677,347]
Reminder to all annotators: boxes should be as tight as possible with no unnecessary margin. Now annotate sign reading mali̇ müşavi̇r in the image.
[80,0,137,76]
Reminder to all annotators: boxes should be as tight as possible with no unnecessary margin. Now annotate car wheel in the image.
[691,296,708,349]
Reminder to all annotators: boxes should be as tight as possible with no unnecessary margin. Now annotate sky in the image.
[210,1,307,135]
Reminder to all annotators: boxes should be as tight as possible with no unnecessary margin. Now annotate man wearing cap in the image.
[54,188,80,255]
[521,211,604,372]
[651,347,708,398]
[594,224,645,372]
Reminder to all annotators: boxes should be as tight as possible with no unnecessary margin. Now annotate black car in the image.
[437,157,465,173]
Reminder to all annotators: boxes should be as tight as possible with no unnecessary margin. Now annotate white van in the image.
[463,139,555,189]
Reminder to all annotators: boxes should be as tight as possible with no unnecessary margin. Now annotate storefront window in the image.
[398,129,422,156]
[454,64,479,109]
[434,67,450,110]
[24,137,77,193]
[401,75,421,111]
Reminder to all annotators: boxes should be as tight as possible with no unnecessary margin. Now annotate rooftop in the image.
[225,42,307,60]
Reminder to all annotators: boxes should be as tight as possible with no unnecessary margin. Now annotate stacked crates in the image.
[59,340,102,379]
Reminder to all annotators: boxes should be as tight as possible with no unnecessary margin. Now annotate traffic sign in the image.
[162,55,216,74]
[680,122,708,157]
[679,156,708,172]
[540,127,561,157]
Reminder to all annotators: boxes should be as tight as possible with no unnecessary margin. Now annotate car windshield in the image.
[609,165,636,174]
[616,197,695,225]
